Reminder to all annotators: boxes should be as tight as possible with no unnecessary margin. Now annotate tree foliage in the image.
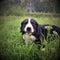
[0,0,60,13]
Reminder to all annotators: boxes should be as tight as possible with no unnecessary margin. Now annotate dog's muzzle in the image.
[27,27,31,32]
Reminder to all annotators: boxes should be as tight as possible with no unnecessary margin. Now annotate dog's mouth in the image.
[24,29,33,34]
[26,31,32,34]
[23,31,33,35]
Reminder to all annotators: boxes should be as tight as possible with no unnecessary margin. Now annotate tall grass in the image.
[0,16,60,60]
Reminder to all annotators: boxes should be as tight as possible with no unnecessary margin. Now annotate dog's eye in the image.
[24,22,28,24]
[31,21,35,24]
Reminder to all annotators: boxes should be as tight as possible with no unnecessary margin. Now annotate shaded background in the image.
[0,0,60,16]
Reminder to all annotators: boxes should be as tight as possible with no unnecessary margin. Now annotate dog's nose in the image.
[27,27,31,32]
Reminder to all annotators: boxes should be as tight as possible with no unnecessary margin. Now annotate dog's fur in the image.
[20,18,60,44]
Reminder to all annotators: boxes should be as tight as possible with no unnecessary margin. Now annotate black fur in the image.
[20,18,60,44]
[50,25,60,35]
[43,24,60,35]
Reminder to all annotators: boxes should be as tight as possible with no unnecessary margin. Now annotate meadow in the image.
[0,15,60,60]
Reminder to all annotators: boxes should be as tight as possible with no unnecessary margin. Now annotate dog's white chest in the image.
[23,33,36,44]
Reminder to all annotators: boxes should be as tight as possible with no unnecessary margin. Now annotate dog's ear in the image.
[37,25,41,35]
[20,19,28,33]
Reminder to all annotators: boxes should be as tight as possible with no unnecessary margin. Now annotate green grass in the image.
[0,16,60,60]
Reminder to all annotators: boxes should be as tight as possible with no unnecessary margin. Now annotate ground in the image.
[0,15,60,60]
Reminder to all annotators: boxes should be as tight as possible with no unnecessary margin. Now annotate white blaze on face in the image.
[24,18,34,32]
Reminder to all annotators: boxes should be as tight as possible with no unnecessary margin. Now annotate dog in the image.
[20,18,60,44]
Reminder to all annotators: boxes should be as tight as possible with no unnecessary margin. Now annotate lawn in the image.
[0,16,60,60]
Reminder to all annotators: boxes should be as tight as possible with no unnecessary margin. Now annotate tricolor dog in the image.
[20,18,60,44]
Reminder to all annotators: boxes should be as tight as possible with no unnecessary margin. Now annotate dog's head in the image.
[21,18,38,34]
[20,18,39,44]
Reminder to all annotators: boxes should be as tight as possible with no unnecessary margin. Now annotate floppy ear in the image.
[37,25,41,35]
